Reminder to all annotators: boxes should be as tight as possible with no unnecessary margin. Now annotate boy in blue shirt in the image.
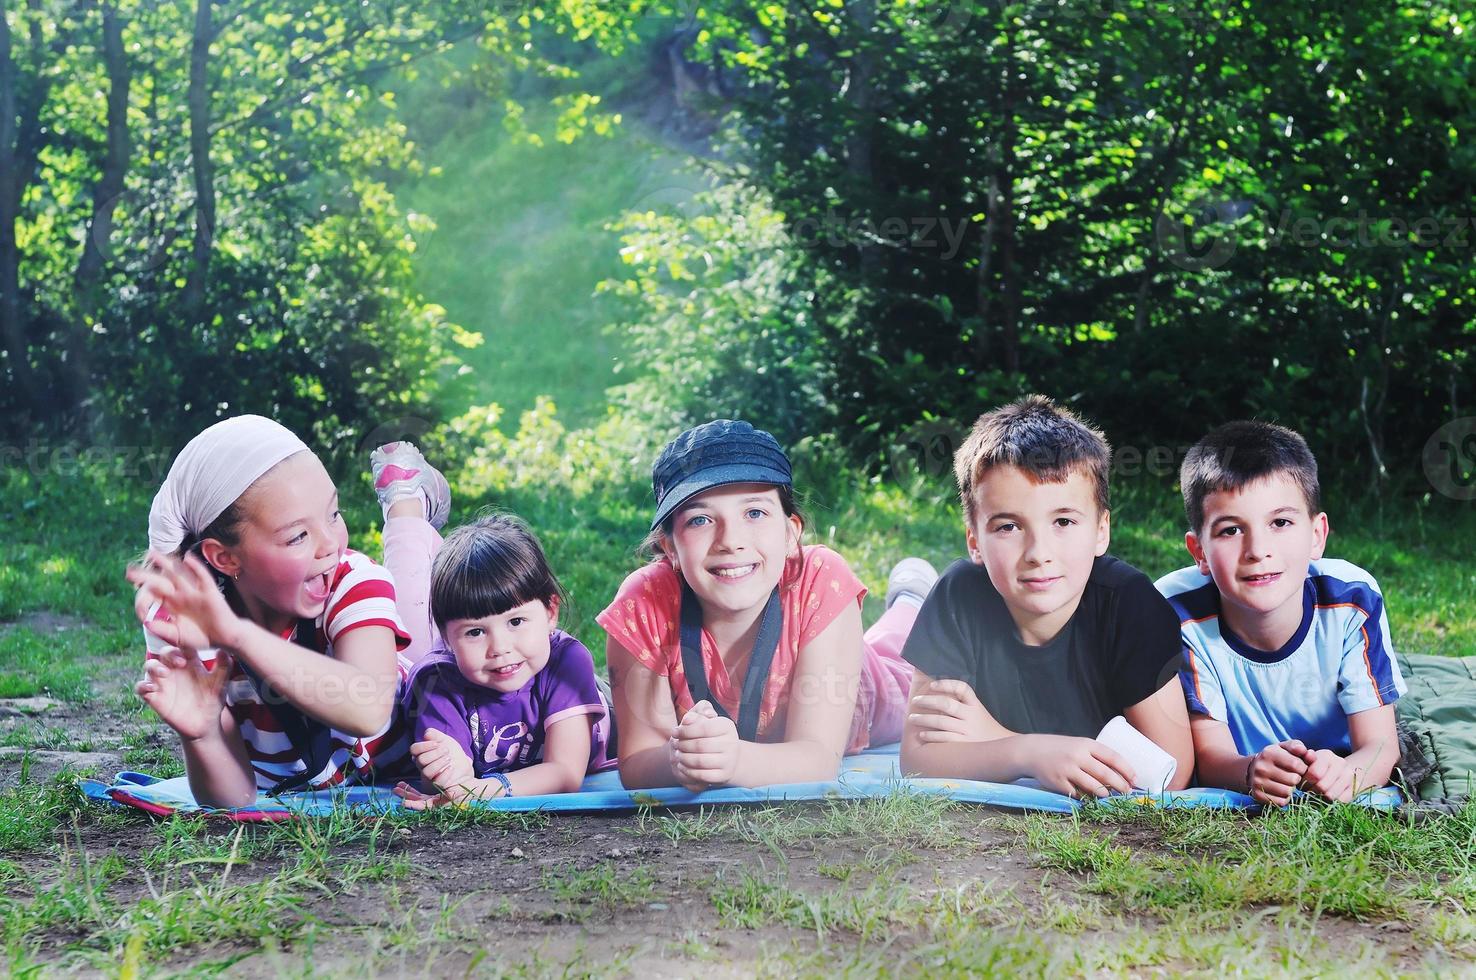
[1156,421,1405,805]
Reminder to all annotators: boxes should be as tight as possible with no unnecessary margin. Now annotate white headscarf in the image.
[148,415,311,554]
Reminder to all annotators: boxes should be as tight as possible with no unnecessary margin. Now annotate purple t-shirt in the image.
[401,629,614,779]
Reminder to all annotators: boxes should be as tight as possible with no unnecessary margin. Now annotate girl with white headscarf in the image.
[129,416,413,808]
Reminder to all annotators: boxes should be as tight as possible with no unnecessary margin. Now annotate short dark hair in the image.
[953,395,1111,524]
[1180,420,1320,532]
[430,513,564,630]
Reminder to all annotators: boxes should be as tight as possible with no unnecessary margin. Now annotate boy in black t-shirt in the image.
[900,396,1193,796]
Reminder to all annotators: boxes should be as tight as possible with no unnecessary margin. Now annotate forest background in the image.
[3,2,1476,973]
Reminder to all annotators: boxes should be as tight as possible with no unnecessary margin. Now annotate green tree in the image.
[0,0,610,453]
[610,0,1474,482]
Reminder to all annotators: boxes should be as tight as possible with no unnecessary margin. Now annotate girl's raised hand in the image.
[127,551,242,651]
[670,700,741,790]
[136,646,232,741]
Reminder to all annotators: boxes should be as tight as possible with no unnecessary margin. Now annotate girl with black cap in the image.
[597,419,936,791]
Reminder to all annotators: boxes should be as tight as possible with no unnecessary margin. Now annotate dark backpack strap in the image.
[678,582,783,742]
[238,618,339,797]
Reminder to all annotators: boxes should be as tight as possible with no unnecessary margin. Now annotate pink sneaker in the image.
[370,441,451,529]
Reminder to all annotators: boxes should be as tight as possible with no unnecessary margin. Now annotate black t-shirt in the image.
[902,555,1182,738]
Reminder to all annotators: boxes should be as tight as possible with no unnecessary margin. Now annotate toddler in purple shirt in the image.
[372,443,612,808]
[403,628,614,788]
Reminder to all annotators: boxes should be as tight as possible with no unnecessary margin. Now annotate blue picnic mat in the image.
[79,744,1403,819]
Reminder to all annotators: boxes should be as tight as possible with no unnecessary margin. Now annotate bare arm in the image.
[396,713,597,809]
[1343,704,1400,789]
[130,553,400,738]
[181,706,258,809]
[502,714,595,796]
[135,646,257,808]
[900,671,1136,796]
[1301,704,1400,802]
[1122,678,1195,791]
[225,621,400,738]
[1188,714,1312,806]
[900,669,1016,779]
[1187,714,1256,791]
[607,636,683,790]
[611,603,864,790]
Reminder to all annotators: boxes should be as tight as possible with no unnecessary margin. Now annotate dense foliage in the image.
[0,0,546,451]
[4,0,1471,490]
[605,0,1474,484]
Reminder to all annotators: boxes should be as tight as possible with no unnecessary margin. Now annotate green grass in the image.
[634,792,967,852]
[1017,800,1476,924]
[395,93,685,430]
[1104,475,1476,658]
[9,37,1475,975]
[6,98,1476,964]
[6,420,1470,691]
[540,861,657,916]
[0,810,419,971]
[0,629,96,701]
[0,773,83,853]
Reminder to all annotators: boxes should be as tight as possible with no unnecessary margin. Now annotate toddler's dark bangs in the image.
[430,519,562,627]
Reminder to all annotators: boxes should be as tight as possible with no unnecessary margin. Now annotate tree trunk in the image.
[75,1,131,289]
[973,169,999,360]
[0,3,38,408]
[0,0,62,413]
[996,29,1019,375]
[844,0,879,280]
[1359,285,1395,488]
[181,0,214,316]
[69,0,131,426]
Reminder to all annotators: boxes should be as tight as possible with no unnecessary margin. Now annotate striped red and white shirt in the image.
[227,549,412,790]
[141,549,413,791]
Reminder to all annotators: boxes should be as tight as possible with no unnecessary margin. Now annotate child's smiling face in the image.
[665,483,802,623]
[1186,471,1328,641]
[212,452,348,632]
[446,597,559,693]
[966,463,1110,646]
